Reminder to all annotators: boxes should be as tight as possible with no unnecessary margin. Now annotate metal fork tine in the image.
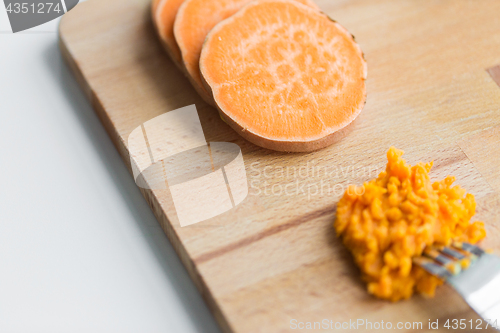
[447,253,500,326]
[415,243,500,327]
[453,241,485,257]
[415,244,482,279]
[440,246,467,260]
[424,247,462,274]
[424,247,454,265]
[413,257,453,279]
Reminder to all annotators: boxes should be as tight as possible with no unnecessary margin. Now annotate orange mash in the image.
[334,147,486,301]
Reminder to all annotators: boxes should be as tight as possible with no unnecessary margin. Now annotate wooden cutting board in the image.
[59,0,500,331]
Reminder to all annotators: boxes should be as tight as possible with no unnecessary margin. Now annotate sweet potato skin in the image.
[200,71,362,152]
[151,0,161,20]
[152,0,217,106]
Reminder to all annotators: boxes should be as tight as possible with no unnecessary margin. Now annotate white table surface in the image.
[0,3,221,332]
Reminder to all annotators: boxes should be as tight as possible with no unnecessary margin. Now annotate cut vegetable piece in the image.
[200,0,367,152]
[153,0,185,68]
[174,0,318,107]
[151,0,161,20]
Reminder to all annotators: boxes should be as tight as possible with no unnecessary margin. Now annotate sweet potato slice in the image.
[152,0,185,68]
[174,0,318,107]
[151,0,161,18]
[200,0,367,152]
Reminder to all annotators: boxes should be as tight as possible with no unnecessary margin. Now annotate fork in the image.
[414,242,500,329]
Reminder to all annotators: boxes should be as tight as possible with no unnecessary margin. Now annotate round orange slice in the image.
[173,0,318,107]
[152,0,186,69]
[200,0,367,152]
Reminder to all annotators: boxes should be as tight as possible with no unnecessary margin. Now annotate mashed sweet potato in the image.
[334,147,486,301]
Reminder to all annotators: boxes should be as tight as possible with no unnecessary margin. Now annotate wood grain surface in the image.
[59,0,500,331]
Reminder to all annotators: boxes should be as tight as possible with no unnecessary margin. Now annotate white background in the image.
[0,1,221,332]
